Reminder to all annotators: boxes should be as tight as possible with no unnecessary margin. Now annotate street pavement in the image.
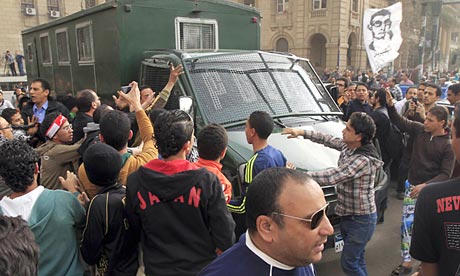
[316,185,420,276]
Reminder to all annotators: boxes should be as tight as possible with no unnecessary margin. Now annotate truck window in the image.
[175,17,218,50]
[56,28,70,63]
[76,22,94,63]
[39,33,52,64]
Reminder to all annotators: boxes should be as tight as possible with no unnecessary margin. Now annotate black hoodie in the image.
[125,159,235,276]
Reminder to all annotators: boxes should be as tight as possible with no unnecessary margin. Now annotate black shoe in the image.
[396,192,404,200]
[390,265,412,276]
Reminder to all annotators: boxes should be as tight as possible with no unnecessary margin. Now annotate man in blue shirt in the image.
[228,111,287,236]
[199,168,334,276]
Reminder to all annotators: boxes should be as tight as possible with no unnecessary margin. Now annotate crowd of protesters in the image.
[0,63,459,276]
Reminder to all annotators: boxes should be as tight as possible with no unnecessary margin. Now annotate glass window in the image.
[175,17,218,50]
[56,29,70,63]
[85,0,96,9]
[76,22,94,62]
[313,0,327,10]
[277,0,289,13]
[40,34,52,64]
[352,0,358,12]
[27,43,33,61]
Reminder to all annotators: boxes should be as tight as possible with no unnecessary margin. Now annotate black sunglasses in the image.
[272,203,329,230]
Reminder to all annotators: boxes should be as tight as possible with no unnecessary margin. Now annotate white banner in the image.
[363,2,403,72]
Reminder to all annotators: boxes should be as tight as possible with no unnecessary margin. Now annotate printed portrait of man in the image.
[368,9,393,55]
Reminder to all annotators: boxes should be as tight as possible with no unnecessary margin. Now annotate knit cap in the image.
[84,143,122,186]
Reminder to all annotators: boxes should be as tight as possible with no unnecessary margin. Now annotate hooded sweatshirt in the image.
[125,159,235,276]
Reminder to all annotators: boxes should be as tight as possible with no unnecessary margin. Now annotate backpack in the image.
[376,108,406,161]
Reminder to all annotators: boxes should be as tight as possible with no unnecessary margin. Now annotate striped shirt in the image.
[305,130,381,216]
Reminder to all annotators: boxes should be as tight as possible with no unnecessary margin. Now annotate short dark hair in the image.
[453,112,460,139]
[248,111,274,140]
[18,96,31,110]
[154,110,194,159]
[428,106,448,128]
[148,108,166,126]
[0,140,39,192]
[374,88,387,107]
[31,78,51,93]
[76,89,96,113]
[1,108,17,124]
[60,95,78,112]
[349,112,376,145]
[40,112,62,140]
[197,123,228,160]
[100,110,131,151]
[0,216,39,276]
[336,77,349,88]
[355,82,369,90]
[426,83,442,97]
[448,83,460,96]
[246,168,314,231]
[93,104,112,124]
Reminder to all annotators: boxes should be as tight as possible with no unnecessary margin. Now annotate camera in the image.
[120,86,131,94]
[412,97,418,104]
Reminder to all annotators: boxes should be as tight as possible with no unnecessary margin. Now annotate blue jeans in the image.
[340,213,377,276]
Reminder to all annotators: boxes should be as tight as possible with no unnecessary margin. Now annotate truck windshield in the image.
[184,51,340,126]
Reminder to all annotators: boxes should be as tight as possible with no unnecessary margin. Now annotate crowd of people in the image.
[0,64,459,276]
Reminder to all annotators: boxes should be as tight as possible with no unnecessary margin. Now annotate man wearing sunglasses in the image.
[282,112,383,276]
[198,167,333,276]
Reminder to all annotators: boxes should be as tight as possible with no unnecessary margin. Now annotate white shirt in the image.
[395,98,407,115]
[0,186,44,221]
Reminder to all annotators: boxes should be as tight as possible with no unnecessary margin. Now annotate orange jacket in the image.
[195,158,232,203]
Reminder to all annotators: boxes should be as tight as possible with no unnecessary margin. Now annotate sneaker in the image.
[396,192,404,200]
[390,264,412,276]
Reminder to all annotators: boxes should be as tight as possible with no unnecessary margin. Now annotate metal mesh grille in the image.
[186,52,337,125]
[180,23,216,50]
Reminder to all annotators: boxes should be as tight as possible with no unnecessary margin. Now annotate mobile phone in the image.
[412,97,418,104]
[120,86,131,94]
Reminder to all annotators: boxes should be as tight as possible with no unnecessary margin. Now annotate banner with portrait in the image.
[363,2,403,72]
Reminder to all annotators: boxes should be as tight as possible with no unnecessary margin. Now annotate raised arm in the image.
[282,128,344,151]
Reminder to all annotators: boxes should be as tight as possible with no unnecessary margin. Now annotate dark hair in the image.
[374,88,387,107]
[426,83,442,97]
[18,96,31,110]
[428,106,448,128]
[31,78,51,95]
[453,112,460,138]
[60,95,78,112]
[355,82,369,90]
[148,108,166,126]
[248,111,274,140]
[371,9,391,23]
[246,168,314,231]
[418,82,427,88]
[100,110,131,151]
[0,216,39,276]
[349,112,376,145]
[448,83,460,96]
[1,108,17,124]
[140,85,157,97]
[336,77,349,88]
[40,112,61,139]
[197,123,228,160]
[76,89,96,112]
[0,140,39,192]
[93,104,112,124]
[154,110,194,159]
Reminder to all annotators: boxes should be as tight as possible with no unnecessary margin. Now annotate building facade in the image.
[1,0,105,74]
[233,0,460,77]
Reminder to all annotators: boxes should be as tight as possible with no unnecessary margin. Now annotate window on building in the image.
[175,17,218,50]
[85,0,96,9]
[40,34,52,64]
[244,0,255,6]
[277,0,289,13]
[313,0,327,10]
[27,43,33,61]
[352,0,358,12]
[47,0,59,11]
[76,22,94,62]
[20,0,34,9]
[275,38,289,52]
[56,29,70,63]
[451,32,459,43]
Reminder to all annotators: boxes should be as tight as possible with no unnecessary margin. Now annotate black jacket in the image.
[72,112,93,144]
[125,159,235,276]
[80,184,138,276]
[21,100,70,144]
[343,99,373,121]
